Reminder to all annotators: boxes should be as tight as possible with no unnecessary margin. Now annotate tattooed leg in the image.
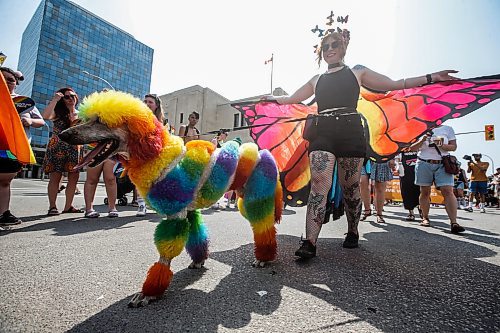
[305,151,335,245]
[337,157,363,234]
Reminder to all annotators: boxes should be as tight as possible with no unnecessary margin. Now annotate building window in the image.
[233,113,240,128]
[180,113,184,124]
[240,114,246,127]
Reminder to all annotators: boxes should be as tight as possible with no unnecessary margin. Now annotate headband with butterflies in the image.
[311,11,350,57]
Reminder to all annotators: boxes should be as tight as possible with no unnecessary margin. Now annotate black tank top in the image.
[315,66,360,112]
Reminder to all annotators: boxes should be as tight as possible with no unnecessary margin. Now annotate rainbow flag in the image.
[0,74,36,164]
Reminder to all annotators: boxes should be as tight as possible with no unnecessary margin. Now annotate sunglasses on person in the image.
[63,94,77,100]
[5,77,17,84]
[322,40,341,52]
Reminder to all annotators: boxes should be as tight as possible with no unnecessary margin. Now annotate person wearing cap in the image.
[465,153,489,213]
[0,67,45,227]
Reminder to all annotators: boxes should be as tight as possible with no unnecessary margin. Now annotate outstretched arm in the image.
[273,75,318,105]
[354,65,459,91]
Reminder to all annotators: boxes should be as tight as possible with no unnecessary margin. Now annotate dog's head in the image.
[59,90,165,169]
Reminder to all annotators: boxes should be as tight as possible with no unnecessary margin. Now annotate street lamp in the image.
[482,153,495,175]
[82,70,115,90]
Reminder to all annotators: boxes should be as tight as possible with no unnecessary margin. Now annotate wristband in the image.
[426,74,432,84]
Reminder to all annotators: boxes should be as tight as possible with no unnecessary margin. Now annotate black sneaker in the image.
[295,239,316,259]
[0,210,22,226]
[343,232,359,248]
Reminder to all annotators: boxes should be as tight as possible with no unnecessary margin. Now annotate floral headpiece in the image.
[311,11,350,53]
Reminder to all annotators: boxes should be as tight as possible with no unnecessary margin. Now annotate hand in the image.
[21,117,32,127]
[419,133,430,143]
[260,95,277,102]
[433,137,444,147]
[432,70,459,82]
[53,92,64,101]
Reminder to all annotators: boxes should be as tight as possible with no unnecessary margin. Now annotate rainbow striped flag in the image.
[0,74,36,164]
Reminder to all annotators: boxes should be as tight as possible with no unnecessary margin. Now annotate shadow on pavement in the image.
[2,214,148,236]
[68,223,500,332]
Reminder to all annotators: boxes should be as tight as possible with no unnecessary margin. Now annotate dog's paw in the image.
[188,260,205,269]
[252,260,267,268]
[128,292,160,308]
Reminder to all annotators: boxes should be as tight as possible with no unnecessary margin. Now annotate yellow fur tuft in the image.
[79,91,157,135]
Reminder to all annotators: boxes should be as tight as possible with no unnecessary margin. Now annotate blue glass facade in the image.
[17,0,153,156]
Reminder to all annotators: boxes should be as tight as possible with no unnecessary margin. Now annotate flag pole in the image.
[270,53,274,94]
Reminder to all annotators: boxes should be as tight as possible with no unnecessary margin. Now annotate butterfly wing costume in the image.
[233,75,500,207]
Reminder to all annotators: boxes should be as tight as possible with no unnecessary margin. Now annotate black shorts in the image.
[308,112,366,158]
[0,158,23,173]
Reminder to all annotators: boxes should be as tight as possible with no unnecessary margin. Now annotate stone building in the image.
[160,86,287,143]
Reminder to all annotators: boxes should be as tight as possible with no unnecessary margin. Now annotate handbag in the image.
[433,146,460,175]
[302,114,318,141]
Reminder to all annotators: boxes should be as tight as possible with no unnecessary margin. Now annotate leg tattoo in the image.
[305,151,335,244]
[337,158,363,233]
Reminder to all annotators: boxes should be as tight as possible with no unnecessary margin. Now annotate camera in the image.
[463,155,472,161]
[216,129,229,137]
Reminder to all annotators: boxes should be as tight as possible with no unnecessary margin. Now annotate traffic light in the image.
[485,124,495,141]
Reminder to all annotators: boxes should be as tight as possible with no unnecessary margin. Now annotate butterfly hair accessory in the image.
[311,11,350,53]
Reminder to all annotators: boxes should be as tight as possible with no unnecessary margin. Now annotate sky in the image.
[1,0,500,172]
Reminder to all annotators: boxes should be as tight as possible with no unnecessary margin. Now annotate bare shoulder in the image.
[352,64,368,72]
[309,73,321,84]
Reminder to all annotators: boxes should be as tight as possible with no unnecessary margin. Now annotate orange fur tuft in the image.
[128,120,165,162]
[274,179,283,223]
[254,227,277,262]
[141,262,173,296]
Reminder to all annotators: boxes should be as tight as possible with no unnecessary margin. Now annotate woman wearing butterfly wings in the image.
[269,29,458,258]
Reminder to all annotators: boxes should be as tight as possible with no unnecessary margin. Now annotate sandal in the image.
[360,209,371,221]
[47,207,60,216]
[62,206,84,214]
[376,214,386,223]
[405,214,416,221]
[84,209,100,218]
[451,223,465,234]
[420,219,431,227]
[108,209,119,218]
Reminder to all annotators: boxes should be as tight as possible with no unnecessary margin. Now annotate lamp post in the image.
[82,70,115,90]
[482,153,495,175]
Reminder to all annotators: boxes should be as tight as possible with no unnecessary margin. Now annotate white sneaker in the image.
[136,204,147,217]
[480,208,486,213]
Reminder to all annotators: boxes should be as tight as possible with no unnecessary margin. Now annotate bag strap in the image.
[433,145,443,157]
[429,130,445,157]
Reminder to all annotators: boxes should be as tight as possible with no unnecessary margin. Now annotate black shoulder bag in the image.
[302,114,318,142]
[433,145,460,175]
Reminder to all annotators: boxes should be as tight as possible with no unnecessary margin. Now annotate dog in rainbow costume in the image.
[59,90,282,307]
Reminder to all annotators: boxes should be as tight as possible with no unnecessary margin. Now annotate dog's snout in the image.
[58,130,71,142]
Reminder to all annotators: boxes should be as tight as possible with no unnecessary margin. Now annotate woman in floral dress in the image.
[42,87,83,215]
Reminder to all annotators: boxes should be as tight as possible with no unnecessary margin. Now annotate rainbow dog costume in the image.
[60,91,283,307]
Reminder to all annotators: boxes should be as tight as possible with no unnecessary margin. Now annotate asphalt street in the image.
[1,179,499,332]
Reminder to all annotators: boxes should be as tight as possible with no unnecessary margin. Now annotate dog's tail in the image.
[274,177,283,224]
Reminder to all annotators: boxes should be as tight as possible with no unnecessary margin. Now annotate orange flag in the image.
[0,74,36,164]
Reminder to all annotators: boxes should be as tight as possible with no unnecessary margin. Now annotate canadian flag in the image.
[264,54,273,65]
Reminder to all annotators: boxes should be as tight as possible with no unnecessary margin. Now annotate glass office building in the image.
[17,0,154,170]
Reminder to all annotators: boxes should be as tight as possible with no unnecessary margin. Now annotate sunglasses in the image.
[63,94,77,100]
[5,77,17,83]
[322,40,341,52]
